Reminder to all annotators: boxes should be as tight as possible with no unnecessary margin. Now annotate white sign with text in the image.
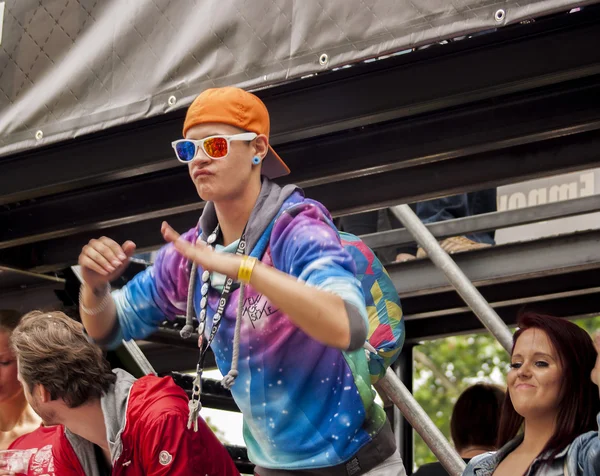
[496,169,600,244]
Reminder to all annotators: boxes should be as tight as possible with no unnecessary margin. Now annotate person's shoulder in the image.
[131,374,185,398]
[567,427,600,460]
[127,375,188,421]
[276,194,334,222]
[463,451,496,474]
[9,425,61,449]
[469,452,495,465]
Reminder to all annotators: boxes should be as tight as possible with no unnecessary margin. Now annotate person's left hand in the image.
[591,333,600,387]
[161,221,242,278]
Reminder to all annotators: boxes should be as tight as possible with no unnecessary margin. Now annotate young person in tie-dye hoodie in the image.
[78,87,406,476]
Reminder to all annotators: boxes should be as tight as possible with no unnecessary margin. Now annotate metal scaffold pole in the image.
[391,204,514,353]
[378,368,466,476]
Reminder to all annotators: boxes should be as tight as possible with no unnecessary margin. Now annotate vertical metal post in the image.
[391,204,513,353]
[396,345,414,474]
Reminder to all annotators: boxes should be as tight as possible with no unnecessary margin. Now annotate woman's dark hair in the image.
[451,383,505,452]
[497,312,600,460]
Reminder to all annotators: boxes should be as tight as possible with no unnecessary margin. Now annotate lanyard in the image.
[187,222,248,431]
[197,224,247,369]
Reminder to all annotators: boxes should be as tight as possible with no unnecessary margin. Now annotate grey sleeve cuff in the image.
[345,301,368,352]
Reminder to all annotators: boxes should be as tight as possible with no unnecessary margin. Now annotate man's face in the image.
[185,122,258,202]
[17,362,59,425]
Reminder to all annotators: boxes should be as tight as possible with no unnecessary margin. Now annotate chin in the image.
[513,403,553,420]
[196,187,220,202]
[195,184,237,203]
[194,183,216,201]
[510,397,531,415]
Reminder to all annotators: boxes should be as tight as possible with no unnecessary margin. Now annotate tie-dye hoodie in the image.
[107,178,395,472]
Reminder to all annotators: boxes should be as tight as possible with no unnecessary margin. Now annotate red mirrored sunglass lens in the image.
[203,137,228,158]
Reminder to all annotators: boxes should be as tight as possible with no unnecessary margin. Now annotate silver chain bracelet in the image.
[79,283,112,315]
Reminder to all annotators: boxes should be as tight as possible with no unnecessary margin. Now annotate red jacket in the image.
[52,372,239,476]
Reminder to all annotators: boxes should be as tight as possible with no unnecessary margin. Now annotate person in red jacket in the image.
[9,311,239,476]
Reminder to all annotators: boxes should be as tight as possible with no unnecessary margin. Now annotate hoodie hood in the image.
[63,369,135,474]
[199,176,300,251]
[101,369,136,463]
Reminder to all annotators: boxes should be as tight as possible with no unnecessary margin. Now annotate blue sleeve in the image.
[104,228,197,349]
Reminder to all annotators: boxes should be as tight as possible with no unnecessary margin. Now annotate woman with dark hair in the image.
[414,383,505,476]
[0,310,41,449]
[464,312,600,475]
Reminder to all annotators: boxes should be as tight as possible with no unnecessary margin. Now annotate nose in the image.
[189,153,212,173]
[191,148,212,163]
[517,362,532,379]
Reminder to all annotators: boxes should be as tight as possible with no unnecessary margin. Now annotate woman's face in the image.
[0,331,23,403]
[507,328,563,420]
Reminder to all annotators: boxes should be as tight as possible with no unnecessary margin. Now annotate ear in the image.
[37,384,52,403]
[253,134,269,160]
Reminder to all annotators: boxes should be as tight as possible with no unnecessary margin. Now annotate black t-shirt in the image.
[93,444,112,476]
[412,459,471,476]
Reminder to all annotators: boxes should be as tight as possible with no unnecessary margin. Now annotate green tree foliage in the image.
[412,333,510,467]
[412,315,600,469]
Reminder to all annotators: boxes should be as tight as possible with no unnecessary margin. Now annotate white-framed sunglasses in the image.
[171,132,258,162]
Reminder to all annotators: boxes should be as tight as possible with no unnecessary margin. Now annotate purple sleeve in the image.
[269,203,368,350]
[108,228,197,347]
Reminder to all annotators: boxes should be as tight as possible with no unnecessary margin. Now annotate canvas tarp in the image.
[0,0,593,158]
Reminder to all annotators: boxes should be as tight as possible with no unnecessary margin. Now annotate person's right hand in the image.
[78,237,137,288]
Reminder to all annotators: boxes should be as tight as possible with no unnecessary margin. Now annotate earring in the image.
[252,156,261,165]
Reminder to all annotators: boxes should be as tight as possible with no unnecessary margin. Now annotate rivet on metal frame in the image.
[168,95,177,106]
[494,9,505,22]
[319,53,329,66]
[35,130,43,140]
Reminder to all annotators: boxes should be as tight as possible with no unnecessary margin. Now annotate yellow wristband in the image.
[237,256,257,283]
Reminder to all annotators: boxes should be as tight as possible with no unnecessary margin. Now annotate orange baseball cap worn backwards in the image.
[183,87,290,179]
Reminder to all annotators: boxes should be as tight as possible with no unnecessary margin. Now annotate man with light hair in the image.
[10,310,239,476]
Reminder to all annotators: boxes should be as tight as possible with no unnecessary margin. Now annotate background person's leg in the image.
[415,195,469,225]
[414,193,494,257]
[465,188,497,245]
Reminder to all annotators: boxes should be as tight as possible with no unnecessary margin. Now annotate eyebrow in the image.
[191,132,231,139]
[512,352,556,360]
